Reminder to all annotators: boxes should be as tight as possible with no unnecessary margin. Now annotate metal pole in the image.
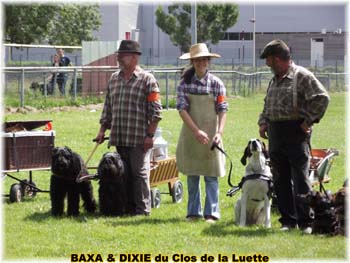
[191,1,197,44]
[252,1,256,69]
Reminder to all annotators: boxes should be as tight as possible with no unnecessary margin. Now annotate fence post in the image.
[43,72,47,97]
[165,72,169,110]
[335,60,338,89]
[20,68,25,107]
[73,68,77,101]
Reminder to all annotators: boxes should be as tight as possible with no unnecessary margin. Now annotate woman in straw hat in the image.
[176,43,228,223]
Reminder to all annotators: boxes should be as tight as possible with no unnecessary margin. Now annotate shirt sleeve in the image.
[214,78,228,113]
[299,74,330,125]
[99,79,113,130]
[146,73,162,122]
[176,80,189,111]
[258,80,273,126]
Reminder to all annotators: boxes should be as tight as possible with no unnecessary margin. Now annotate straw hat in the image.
[179,43,221,60]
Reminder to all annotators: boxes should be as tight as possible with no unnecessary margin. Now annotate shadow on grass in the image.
[24,210,183,226]
[24,210,52,222]
[202,220,274,237]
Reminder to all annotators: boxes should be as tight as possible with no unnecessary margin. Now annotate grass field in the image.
[2,92,348,262]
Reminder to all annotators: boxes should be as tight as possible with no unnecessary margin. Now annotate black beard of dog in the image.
[98,152,129,216]
[50,146,97,216]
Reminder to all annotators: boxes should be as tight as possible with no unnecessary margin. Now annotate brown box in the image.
[3,131,55,171]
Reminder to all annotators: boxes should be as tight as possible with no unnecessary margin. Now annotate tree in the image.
[155,3,239,53]
[5,5,57,44]
[4,4,101,46]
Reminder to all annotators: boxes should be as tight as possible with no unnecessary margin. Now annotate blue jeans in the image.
[187,175,220,219]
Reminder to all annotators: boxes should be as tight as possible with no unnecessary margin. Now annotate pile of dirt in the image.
[5,104,104,114]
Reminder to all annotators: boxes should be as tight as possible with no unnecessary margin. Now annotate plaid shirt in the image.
[176,71,228,113]
[100,66,162,147]
[258,62,329,126]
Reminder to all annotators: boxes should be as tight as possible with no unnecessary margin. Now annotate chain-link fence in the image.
[4,66,348,109]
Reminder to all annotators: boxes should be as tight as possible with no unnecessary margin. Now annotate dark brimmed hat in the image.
[116,40,142,55]
[260,39,290,59]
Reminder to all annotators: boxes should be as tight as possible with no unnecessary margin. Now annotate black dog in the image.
[299,191,338,235]
[97,152,129,216]
[50,147,97,216]
[333,186,347,235]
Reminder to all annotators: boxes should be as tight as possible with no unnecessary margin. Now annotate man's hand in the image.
[300,121,312,135]
[144,136,154,152]
[259,124,268,139]
[94,131,106,144]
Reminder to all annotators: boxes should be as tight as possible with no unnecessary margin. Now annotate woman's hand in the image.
[194,129,210,144]
[212,132,222,145]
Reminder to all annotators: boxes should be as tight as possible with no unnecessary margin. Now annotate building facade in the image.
[94,2,347,67]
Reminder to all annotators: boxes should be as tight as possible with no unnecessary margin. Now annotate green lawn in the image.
[3,92,347,262]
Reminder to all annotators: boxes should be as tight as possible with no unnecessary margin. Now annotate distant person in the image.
[258,39,329,234]
[47,54,60,95]
[57,48,71,95]
[176,43,228,223]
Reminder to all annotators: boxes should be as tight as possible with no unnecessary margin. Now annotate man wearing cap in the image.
[258,39,329,233]
[95,40,162,216]
[176,43,228,223]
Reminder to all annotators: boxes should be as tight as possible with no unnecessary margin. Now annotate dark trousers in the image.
[117,145,151,215]
[268,120,313,228]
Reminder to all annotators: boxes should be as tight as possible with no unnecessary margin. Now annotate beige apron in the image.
[176,94,226,177]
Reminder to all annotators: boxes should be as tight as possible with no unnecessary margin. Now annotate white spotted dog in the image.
[234,139,273,228]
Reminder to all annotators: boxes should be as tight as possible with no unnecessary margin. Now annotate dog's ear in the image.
[262,141,269,159]
[240,146,250,166]
[65,146,73,155]
[52,147,59,156]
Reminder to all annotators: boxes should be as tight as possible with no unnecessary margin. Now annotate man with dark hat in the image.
[258,39,329,233]
[95,40,162,216]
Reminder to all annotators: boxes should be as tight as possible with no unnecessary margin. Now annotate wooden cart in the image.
[2,120,54,203]
[150,157,183,208]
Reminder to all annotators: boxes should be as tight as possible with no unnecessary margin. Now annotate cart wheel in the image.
[9,184,22,203]
[20,180,37,198]
[171,180,184,203]
[151,188,161,208]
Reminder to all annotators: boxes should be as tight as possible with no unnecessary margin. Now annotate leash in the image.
[76,137,109,183]
[210,142,237,189]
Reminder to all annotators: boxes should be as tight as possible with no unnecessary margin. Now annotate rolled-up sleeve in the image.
[214,78,228,113]
[176,80,189,111]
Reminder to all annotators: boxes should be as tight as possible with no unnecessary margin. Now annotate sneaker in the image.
[301,226,313,234]
[204,215,218,223]
[280,225,297,231]
[280,225,291,231]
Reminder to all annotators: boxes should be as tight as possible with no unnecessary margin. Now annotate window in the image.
[221,32,253,41]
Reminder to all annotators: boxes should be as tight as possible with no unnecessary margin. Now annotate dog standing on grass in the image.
[97,152,129,216]
[235,139,273,227]
[50,146,97,216]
